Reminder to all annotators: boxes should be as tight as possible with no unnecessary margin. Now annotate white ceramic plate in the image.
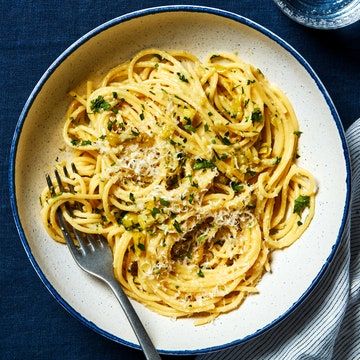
[10,6,350,355]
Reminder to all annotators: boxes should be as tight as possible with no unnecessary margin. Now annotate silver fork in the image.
[46,167,161,360]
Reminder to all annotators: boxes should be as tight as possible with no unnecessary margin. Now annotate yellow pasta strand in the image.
[40,49,316,324]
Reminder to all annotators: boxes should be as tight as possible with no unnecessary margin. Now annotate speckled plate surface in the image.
[9,6,350,355]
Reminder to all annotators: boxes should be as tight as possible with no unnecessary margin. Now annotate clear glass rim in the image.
[273,0,360,29]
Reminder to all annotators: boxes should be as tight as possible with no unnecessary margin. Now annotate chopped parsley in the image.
[247,79,256,85]
[131,129,140,137]
[129,193,135,202]
[81,140,92,146]
[139,112,145,121]
[137,243,145,251]
[115,211,128,225]
[189,193,194,204]
[151,207,160,218]
[160,198,170,207]
[251,108,263,123]
[294,195,310,216]
[193,159,216,170]
[244,99,250,108]
[204,123,209,132]
[90,96,111,113]
[275,156,282,164]
[294,131,302,137]
[297,220,303,226]
[230,181,244,193]
[173,220,183,233]
[219,135,231,146]
[99,134,106,140]
[107,119,116,131]
[176,72,189,83]
[207,112,213,116]
[184,124,196,133]
[191,181,199,188]
[197,234,207,244]
[246,169,257,177]
[71,139,79,146]
[112,91,118,99]
[197,268,205,277]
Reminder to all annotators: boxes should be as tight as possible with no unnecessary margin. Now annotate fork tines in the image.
[46,164,105,257]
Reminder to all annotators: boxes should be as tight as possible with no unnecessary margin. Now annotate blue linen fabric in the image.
[0,1,359,360]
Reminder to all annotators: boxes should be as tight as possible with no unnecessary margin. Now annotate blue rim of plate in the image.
[9,5,351,356]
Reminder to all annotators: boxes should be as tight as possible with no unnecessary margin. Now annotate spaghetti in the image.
[40,49,316,324]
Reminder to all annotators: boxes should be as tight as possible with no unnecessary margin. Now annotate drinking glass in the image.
[273,0,360,29]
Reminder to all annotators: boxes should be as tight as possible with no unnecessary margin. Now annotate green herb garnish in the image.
[177,72,189,83]
[137,243,145,251]
[193,159,216,170]
[184,124,196,133]
[160,198,170,207]
[151,207,160,218]
[112,92,118,99]
[230,181,244,193]
[197,268,205,277]
[294,131,302,137]
[246,169,257,177]
[90,96,111,113]
[251,108,263,123]
[107,120,116,131]
[129,193,135,202]
[115,211,128,225]
[197,234,207,244]
[189,193,194,204]
[81,140,92,146]
[219,135,231,145]
[294,195,310,216]
[173,220,183,233]
[275,156,282,164]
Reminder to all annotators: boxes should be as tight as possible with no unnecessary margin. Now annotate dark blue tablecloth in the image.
[1,1,359,359]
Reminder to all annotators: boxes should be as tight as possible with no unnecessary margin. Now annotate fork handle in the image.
[106,279,161,360]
